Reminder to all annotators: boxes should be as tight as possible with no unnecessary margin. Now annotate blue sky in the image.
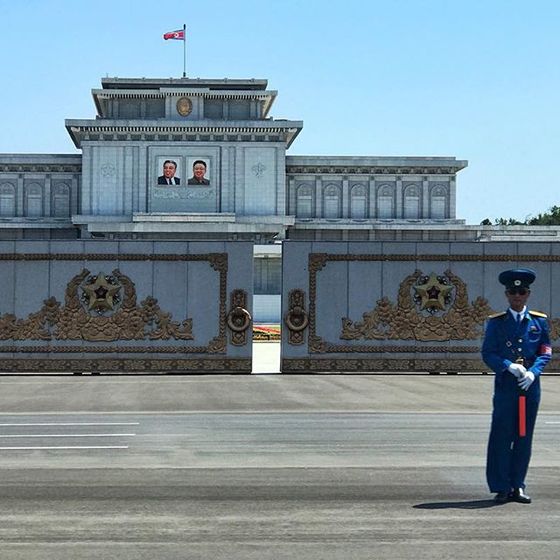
[0,0,558,224]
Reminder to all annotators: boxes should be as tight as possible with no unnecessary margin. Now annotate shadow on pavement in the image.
[413,499,500,510]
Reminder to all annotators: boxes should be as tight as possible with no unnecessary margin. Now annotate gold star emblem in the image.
[82,273,120,312]
[414,273,453,311]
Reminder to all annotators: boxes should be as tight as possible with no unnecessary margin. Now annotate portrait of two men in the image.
[157,159,210,186]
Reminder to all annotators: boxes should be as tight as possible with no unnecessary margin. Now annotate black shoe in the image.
[494,491,510,504]
[509,488,532,504]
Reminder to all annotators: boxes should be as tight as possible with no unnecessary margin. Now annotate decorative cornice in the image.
[94,90,274,100]
[287,166,458,175]
[0,163,81,173]
[95,91,166,99]
[65,120,302,148]
[68,124,298,134]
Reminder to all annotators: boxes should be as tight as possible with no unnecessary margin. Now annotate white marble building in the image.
[0,76,480,321]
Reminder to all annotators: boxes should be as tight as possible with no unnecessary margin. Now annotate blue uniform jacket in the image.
[482,310,551,386]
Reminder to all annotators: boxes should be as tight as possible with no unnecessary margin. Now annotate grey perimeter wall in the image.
[0,241,253,373]
[280,241,560,373]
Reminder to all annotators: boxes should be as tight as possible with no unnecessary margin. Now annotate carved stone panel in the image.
[281,242,560,373]
[0,241,253,373]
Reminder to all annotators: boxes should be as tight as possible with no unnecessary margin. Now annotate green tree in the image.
[480,205,560,226]
[494,217,524,226]
[527,205,560,225]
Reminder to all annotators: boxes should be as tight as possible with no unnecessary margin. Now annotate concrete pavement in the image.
[0,343,559,559]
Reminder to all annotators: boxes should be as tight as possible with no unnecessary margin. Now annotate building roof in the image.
[101,77,269,91]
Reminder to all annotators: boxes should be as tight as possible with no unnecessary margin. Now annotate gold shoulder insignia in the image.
[488,311,507,319]
[529,310,548,318]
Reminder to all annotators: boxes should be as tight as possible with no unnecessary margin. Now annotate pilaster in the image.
[275,147,285,215]
[422,176,429,218]
[287,177,296,215]
[449,177,456,219]
[315,176,322,218]
[395,176,403,219]
[369,178,376,218]
[71,176,79,215]
[16,175,24,217]
[44,175,51,217]
[342,177,349,218]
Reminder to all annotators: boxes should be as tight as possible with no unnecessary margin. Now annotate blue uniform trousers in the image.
[486,373,540,493]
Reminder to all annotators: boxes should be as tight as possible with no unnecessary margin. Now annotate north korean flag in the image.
[163,29,185,40]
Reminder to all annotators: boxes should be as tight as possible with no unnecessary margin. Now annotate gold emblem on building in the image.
[176,97,193,117]
[413,272,453,312]
[81,272,121,313]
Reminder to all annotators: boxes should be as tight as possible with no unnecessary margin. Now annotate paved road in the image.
[0,374,559,559]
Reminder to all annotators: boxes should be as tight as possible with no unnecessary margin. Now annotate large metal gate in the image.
[0,241,253,373]
[280,241,560,373]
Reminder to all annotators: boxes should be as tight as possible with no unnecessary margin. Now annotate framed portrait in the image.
[156,157,182,186]
[187,157,211,186]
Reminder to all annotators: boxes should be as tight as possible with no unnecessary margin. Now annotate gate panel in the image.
[0,240,253,373]
[281,241,560,373]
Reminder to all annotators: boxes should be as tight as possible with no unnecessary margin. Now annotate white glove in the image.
[508,363,527,378]
[518,371,535,391]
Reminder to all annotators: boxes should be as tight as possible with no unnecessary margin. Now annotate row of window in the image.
[110,99,254,120]
[0,183,72,218]
[291,184,449,219]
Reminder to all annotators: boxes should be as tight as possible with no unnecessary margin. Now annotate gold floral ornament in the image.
[413,272,453,312]
[0,268,193,342]
[341,269,493,342]
[81,272,121,314]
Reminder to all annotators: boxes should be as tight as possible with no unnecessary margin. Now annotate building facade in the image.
[0,76,476,321]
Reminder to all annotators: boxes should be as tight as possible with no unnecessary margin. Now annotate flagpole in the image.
[183,24,187,77]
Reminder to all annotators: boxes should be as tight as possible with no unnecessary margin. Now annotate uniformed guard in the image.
[482,268,552,504]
